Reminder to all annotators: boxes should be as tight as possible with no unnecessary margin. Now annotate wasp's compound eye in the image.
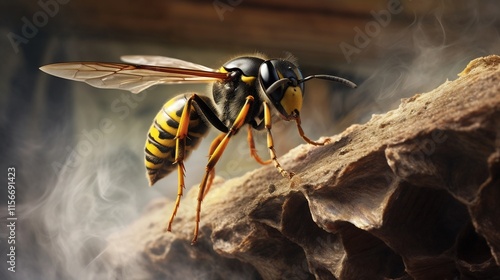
[259,60,283,102]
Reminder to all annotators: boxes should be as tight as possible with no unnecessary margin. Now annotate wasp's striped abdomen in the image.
[145,94,210,185]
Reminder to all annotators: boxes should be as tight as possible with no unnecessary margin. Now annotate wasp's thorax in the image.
[259,59,304,121]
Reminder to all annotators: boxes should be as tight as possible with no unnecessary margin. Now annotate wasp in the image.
[40,54,356,244]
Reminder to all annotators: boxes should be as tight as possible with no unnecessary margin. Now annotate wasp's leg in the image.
[262,102,294,179]
[203,133,225,199]
[166,161,185,231]
[295,114,330,146]
[166,97,194,232]
[166,93,220,232]
[247,125,272,165]
[191,95,255,244]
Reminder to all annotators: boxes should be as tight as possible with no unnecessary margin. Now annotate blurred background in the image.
[1,0,499,279]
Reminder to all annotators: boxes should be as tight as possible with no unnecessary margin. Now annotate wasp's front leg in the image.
[262,102,294,179]
[295,114,330,146]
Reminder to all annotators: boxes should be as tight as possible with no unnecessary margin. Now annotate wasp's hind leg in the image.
[144,94,208,233]
[163,94,214,233]
[167,95,199,232]
[168,93,232,244]
[167,96,206,231]
[191,95,255,244]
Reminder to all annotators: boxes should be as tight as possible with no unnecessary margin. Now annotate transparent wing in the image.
[39,61,228,94]
[120,55,215,71]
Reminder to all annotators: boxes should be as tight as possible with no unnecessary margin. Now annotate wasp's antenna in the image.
[300,75,357,88]
[265,78,292,95]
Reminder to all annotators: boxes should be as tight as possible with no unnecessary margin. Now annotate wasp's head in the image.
[258,58,358,122]
[259,59,304,121]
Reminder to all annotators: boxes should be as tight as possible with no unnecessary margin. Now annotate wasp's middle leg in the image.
[203,133,225,199]
[247,125,272,165]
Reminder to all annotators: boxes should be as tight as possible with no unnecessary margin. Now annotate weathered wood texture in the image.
[105,55,500,279]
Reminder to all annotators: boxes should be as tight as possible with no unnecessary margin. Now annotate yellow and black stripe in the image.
[145,94,210,185]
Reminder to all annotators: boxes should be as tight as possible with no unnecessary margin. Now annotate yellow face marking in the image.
[280,86,303,117]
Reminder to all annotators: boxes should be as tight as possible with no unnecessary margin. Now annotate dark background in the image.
[1,0,499,279]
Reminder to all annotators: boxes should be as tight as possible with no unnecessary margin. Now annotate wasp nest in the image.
[105,55,500,279]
